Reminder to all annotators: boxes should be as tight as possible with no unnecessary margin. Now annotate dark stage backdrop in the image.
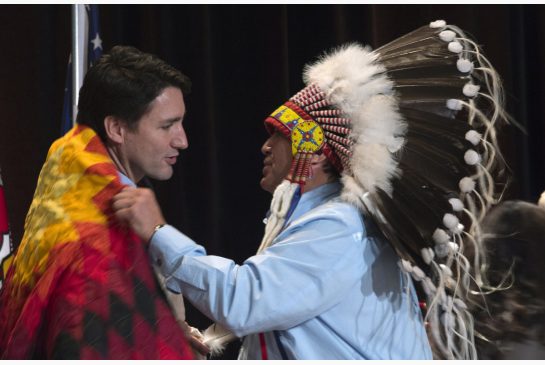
[0,4,544,358]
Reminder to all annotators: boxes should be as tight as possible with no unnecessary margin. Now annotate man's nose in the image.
[172,125,188,150]
[261,137,272,155]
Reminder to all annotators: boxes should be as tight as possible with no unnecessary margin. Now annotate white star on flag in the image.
[91,33,102,51]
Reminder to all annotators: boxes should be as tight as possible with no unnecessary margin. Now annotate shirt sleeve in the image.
[149,205,366,337]
[149,224,206,276]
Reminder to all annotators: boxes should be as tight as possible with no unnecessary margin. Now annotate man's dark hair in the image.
[321,154,341,182]
[76,45,191,141]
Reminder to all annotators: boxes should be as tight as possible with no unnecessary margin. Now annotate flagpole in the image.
[71,5,87,125]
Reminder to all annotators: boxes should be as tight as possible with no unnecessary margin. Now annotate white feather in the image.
[340,175,366,209]
[303,44,405,201]
[203,323,238,358]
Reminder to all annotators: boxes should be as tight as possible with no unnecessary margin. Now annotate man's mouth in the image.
[166,156,178,165]
[262,162,271,175]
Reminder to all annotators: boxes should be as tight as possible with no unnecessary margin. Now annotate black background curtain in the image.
[0,4,544,358]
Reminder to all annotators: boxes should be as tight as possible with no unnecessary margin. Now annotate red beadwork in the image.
[329,139,353,158]
[321,124,351,135]
[317,117,351,126]
[324,131,353,147]
[310,110,343,117]
[305,99,330,111]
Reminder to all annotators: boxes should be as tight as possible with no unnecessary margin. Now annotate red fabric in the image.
[0,126,193,359]
[0,185,8,233]
[259,333,268,360]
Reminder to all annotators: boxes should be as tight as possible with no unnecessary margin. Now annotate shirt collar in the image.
[118,171,136,187]
[287,181,342,224]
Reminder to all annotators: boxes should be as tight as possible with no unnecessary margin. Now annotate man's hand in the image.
[112,187,166,242]
[178,321,210,359]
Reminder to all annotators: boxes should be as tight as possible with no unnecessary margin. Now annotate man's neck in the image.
[107,145,139,184]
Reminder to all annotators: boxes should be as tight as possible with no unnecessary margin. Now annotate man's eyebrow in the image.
[162,116,184,124]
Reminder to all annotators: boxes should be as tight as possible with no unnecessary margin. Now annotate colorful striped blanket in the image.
[0,125,192,359]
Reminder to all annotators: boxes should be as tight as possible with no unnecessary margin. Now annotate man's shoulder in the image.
[295,197,364,230]
[319,196,361,215]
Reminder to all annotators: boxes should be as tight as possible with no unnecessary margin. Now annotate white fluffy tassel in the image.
[398,258,413,273]
[430,20,446,28]
[439,30,456,42]
[446,99,463,111]
[463,83,480,97]
[258,180,298,253]
[411,266,426,281]
[443,213,459,230]
[459,177,475,193]
[539,191,545,208]
[448,198,464,212]
[465,130,481,145]
[464,149,481,165]
[433,228,450,244]
[448,41,463,53]
[457,59,474,73]
[421,247,435,265]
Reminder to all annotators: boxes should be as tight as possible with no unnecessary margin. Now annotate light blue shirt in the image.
[149,182,432,359]
[119,172,135,187]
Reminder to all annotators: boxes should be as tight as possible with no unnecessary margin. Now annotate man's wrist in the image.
[148,223,167,243]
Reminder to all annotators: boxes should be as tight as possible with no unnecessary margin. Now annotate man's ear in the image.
[309,153,328,177]
[310,153,328,166]
[104,116,126,144]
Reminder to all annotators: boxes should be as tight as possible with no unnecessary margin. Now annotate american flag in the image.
[0,166,13,290]
[61,4,103,135]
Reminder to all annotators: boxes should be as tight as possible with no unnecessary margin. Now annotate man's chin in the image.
[259,177,274,194]
[148,169,173,181]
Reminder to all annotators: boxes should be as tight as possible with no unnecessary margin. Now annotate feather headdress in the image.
[205,20,509,359]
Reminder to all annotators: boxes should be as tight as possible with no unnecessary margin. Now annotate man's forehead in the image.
[141,88,185,119]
